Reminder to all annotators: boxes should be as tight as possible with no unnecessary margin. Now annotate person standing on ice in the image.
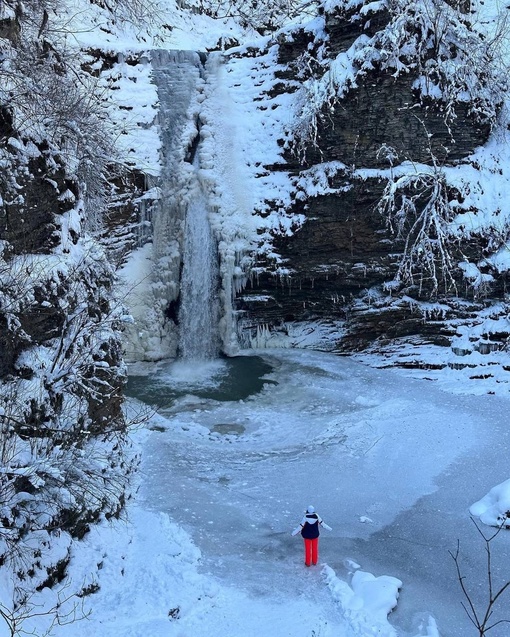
[291,505,332,566]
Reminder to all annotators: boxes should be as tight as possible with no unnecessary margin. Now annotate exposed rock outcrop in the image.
[235,0,510,365]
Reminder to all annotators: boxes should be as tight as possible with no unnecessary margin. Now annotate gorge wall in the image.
[232,0,510,371]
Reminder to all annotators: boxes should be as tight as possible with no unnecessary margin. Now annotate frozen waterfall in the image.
[151,50,220,360]
[178,185,220,360]
[120,50,241,362]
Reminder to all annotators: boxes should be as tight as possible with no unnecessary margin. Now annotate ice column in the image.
[150,50,220,360]
[178,184,220,360]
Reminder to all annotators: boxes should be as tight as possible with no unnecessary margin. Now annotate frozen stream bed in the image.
[132,349,510,636]
[55,348,510,637]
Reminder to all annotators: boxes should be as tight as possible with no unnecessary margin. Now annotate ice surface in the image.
[47,348,510,637]
[129,350,510,636]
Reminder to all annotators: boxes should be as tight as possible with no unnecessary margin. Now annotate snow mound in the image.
[324,565,402,635]
[470,478,510,527]
[324,564,439,637]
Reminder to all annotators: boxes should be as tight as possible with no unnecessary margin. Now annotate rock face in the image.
[236,2,510,359]
[289,72,490,170]
[1,141,79,254]
[239,175,390,323]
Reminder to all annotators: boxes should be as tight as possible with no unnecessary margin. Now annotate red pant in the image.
[303,538,318,566]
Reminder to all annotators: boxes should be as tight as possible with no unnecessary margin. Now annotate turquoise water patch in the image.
[126,354,275,408]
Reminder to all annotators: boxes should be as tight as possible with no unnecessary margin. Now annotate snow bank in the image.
[324,564,440,637]
[324,564,402,636]
[470,478,510,527]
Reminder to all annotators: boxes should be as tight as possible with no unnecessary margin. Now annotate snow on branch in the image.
[377,161,460,296]
[291,0,508,150]
[182,0,320,32]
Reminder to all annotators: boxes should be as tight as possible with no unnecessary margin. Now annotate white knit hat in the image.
[307,505,315,513]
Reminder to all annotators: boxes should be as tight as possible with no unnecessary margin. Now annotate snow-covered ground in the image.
[46,349,510,637]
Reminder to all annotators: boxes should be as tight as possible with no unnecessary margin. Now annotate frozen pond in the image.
[130,349,510,637]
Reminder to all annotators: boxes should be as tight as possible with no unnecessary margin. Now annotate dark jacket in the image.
[301,513,320,539]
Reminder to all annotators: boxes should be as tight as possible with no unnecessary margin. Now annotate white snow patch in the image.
[470,478,510,527]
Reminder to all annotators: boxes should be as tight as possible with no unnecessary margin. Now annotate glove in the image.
[291,527,301,536]
[322,523,332,531]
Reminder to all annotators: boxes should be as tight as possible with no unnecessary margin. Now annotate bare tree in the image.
[376,156,460,297]
[0,580,88,637]
[450,518,510,636]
